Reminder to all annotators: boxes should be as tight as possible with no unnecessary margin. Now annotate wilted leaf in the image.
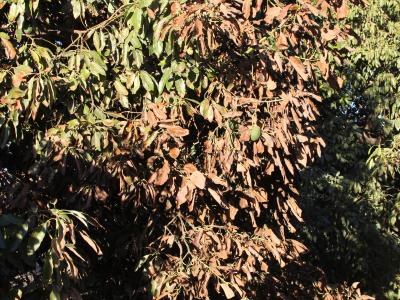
[190,171,206,189]
[289,56,308,80]
[221,283,235,299]
[79,230,102,255]
[337,0,348,19]
[164,125,189,137]
[169,147,180,159]
[154,160,170,185]
[242,0,251,19]
[208,188,223,205]
[1,37,16,59]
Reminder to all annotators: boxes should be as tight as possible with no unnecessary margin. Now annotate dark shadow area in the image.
[296,109,400,299]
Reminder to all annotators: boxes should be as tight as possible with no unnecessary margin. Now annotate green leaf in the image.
[71,0,81,19]
[114,80,129,96]
[49,289,60,300]
[140,70,154,92]
[175,78,186,97]
[250,125,261,141]
[158,68,172,94]
[119,96,129,109]
[132,73,141,94]
[152,40,163,58]
[89,61,106,77]
[93,31,101,51]
[27,223,48,256]
[131,8,142,32]
[199,99,210,118]
[138,0,153,8]
[9,222,29,252]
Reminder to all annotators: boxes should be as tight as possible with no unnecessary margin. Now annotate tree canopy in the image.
[0,0,399,299]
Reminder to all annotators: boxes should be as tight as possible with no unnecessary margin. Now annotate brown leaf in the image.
[163,125,189,137]
[95,186,108,201]
[221,283,235,299]
[169,147,180,159]
[261,261,269,272]
[266,78,277,90]
[229,205,239,220]
[12,73,25,87]
[67,246,85,261]
[154,160,170,186]
[176,182,189,207]
[147,8,156,19]
[284,158,295,176]
[64,252,79,278]
[189,170,206,189]
[1,37,16,59]
[51,239,64,260]
[242,0,252,19]
[255,0,263,12]
[265,7,281,23]
[289,56,308,80]
[297,134,308,142]
[208,173,228,187]
[276,32,288,50]
[239,198,249,208]
[79,230,103,255]
[337,0,348,19]
[195,19,203,37]
[208,188,223,205]
[183,163,198,174]
[171,1,181,14]
[322,27,340,42]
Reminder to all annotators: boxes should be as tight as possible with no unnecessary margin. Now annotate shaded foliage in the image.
[299,0,400,299]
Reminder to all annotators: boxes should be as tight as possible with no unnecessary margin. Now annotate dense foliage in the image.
[0,0,397,299]
[299,0,400,299]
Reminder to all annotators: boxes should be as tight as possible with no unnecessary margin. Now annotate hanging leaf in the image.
[189,171,206,189]
[1,37,16,59]
[114,80,129,96]
[140,70,154,92]
[289,56,308,80]
[175,78,186,97]
[221,283,235,299]
[79,230,103,255]
[337,0,348,19]
[27,223,48,256]
[49,289,61,300]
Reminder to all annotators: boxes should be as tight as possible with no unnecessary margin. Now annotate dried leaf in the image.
[242,0,251,19]
[154,160,170,186]
[169,147,180,159]
[337,0,348,19]
[164,125,190,137]
[79,230,103,255]
[265,7,281,23]
[221,283,235,299]
[208,188,223,205]
[289,56,308,80]
[189,171,206,189]
[1,37,16,59]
